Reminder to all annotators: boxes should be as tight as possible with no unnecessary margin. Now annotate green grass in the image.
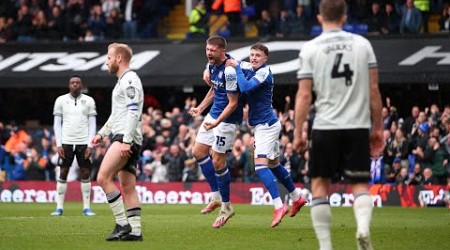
[0,203,449,250]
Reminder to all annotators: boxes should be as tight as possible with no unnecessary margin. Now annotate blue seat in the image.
[343,24,355,33]
[242,5,255,17]
[354,23,368,34]
[309,25,322,36]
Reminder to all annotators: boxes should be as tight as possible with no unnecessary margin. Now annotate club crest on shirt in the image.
[218,71,223,79]
[126,86,135,99]
[81,100,86,105]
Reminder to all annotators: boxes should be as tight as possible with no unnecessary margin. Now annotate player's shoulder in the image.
[239,61,253,71]
[81,94,96,103]
[55,93,68,102]
[224,65,237,75]
[120,70,142,86]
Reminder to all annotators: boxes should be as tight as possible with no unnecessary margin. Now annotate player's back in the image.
[299,30,376,130]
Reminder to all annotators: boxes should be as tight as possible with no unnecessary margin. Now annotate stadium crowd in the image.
[0,0,449,43]
[1,96,449,186]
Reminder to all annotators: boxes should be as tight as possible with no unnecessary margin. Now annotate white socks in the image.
[353,193,373,237]
[106,190,128,226]
[311,199,332,250]
[127,208,142,236]
[80,179,91,210]
[56,179,67,210]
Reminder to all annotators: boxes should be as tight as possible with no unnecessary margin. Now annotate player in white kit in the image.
[51,75,97,216]
[293,1,383,249]
[91,43,144,241]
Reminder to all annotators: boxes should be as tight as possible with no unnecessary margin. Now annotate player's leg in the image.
[118,169,143,241]
[264,121,306,216]
[51,144,74,216]
[193,114,221,213]
[252,123,287,227]
[345,129,373,250]
[96,140,130,241]
[309,130,337,250]
[76,145,95,216]
[210,122,237,228]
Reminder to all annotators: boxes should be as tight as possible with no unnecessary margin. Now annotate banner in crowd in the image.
[0,37,449,88]
[0,181,447,207]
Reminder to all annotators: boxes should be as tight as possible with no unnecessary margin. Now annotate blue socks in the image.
[197,155,219,192]
[256,164,280,199]
[270,164,296,193]
[215,167,231,202]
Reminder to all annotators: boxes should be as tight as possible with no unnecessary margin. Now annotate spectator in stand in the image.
[395,167,409,184]
[31,10,48,41]
[256,9,276,39]
[276,9,291,38]
[438,4,450,32]
[367,1,386,34]
[47,5,65,40]
[0,16,13,43]
[391,128,410,168]
[403,105,420,137]
[422,167,439,185]
[212,0,242,37]
[182,158,201,182]
[424,136,449,184]
[11,142,28,181]
[15,4,34,42]
[407,163,424,185]
[189,0,209,39]
[64,0,90,41]
[102,0,120,18]
[385,157,402,183]
[163,144,186,182]
[382,2,400,34]
[225,138,247,182]
[24,147,47,180]
[288,5,309,36]
[148,151,168,183]
[86,3,106,41]
[121,0,139,40]
[104,8,122,40]
[279,142,301,182]
[414,0,430,33]
[4,125,29,155]
[400,0,422,34]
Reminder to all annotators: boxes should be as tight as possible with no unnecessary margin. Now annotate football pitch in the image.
[0,203,448,250]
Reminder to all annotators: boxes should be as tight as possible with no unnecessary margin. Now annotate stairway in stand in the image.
[160,0,189,40]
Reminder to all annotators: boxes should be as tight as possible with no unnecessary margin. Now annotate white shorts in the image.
[195,114,238,153]
[253,121,281,160]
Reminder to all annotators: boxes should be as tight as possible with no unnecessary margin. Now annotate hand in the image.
[57,146,65,159]
[189,107,200,117]
[225,59,238,67]
[285,96,290,103]
[203,69,211,86]
[370,130,384,157]
[293,130,307,153]
[84,147,92,159]
[91,134,103,147]
[121,143,132,158]
[203,121,218,131]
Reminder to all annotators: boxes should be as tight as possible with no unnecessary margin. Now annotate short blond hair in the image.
[108,43,133,62]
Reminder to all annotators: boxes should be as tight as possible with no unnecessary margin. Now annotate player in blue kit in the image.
[189,36,243,228]
[226,43,307,228]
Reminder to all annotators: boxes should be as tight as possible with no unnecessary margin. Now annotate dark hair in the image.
[251,43,269,56]
[206,36,227,49]
[319,0,346,22]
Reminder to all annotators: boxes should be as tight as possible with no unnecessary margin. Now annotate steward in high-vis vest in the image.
[189,1,209,38]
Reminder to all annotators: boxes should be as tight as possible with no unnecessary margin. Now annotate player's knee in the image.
[79,167,90,179]
[212,157,225,170]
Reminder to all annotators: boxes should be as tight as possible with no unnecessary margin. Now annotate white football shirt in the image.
[106,70,144,145]
[53,93,97,144]
[297,29,377,129]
